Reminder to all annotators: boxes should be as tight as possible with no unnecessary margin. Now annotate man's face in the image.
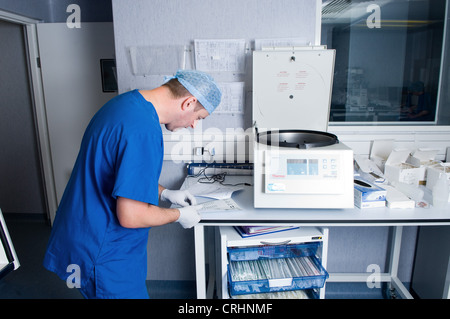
[165,101,209,132]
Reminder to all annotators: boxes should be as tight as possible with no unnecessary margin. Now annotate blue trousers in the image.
[79,266,149,299]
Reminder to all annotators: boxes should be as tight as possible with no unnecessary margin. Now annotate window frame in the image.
[323,0,450,132]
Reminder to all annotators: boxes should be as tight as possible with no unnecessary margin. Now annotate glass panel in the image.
[438,2,450,125]
[322,0,447,124]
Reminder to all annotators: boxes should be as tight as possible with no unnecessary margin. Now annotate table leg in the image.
[194,224,206,299]
[388,226,413,299]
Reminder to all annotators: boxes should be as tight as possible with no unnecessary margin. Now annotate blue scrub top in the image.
[43,90,163,298]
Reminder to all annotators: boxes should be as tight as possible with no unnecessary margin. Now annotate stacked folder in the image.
[234,226,299,238]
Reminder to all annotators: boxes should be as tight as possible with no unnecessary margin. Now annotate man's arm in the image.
[158,184,165,198]
[116,196,180,228]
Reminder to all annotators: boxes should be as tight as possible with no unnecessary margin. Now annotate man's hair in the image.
[163,78,204,110]
[162,78,190,98]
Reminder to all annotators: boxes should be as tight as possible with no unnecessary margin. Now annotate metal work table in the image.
[188,175,450,299]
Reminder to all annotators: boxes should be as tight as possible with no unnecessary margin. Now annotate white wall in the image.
[37,23,117,203]
[112,0,320,132]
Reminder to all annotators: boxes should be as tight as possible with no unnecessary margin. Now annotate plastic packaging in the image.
[432,173,449,208]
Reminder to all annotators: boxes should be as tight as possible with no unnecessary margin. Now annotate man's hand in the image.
[160,189,197,206]
[177,206,201,228]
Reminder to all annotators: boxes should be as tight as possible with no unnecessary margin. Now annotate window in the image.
[322,0,448,124]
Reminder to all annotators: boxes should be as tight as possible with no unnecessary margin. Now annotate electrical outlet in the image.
[194,147,204,156]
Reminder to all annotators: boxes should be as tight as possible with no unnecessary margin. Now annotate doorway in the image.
[0,19,46,218]
[0,12,57,221]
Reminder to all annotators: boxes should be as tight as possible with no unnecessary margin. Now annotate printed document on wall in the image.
[255,37,308,50]
[215,82,245,114]
[194,39,246,73]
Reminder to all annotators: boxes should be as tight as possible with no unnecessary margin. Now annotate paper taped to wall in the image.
[129,45,187,76]
[194,39,246,73]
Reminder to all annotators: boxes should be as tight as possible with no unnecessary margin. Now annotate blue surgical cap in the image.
[167,70,222,114]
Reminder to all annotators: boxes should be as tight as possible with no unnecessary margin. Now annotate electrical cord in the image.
[188,165,252,186]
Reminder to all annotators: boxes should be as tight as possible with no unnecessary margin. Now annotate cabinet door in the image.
[0,209,20,280]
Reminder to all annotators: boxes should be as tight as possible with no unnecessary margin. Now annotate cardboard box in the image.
[369,139,394,172]
[384,185,415,209]
[384,149,420,186]
[406,149,439,184]
[354,178,387,209]
[426,163,450,202]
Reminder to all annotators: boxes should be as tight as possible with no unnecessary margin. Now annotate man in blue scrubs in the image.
[43,70,222,299]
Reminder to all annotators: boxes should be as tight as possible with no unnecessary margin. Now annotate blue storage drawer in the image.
[227,244,328,296]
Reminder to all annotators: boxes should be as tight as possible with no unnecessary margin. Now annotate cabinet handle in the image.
[259,240,291,245]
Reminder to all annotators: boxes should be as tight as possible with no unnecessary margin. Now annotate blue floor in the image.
[0,216,398,299]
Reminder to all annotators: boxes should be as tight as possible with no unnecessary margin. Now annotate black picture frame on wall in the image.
[100,59,117,92]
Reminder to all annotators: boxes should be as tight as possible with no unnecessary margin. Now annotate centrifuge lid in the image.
[252,49,335,133]
[256,129,338,149]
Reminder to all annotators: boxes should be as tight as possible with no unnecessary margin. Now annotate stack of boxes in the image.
[355,141,449,208]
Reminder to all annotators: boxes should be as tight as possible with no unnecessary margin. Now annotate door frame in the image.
[0,10,58,224]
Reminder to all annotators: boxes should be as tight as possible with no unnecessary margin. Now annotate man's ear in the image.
[181,96,197,110]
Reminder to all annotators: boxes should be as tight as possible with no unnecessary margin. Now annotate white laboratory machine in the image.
[252,47,354,209]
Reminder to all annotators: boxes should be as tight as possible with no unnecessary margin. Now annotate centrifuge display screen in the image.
[287,159,318,176]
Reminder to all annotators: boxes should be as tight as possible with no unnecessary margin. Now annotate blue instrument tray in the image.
[227,242,320,261]
[227,254,328,296]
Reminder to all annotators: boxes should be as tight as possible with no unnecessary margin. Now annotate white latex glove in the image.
[160,189,197,207]
[177,206,201,229]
